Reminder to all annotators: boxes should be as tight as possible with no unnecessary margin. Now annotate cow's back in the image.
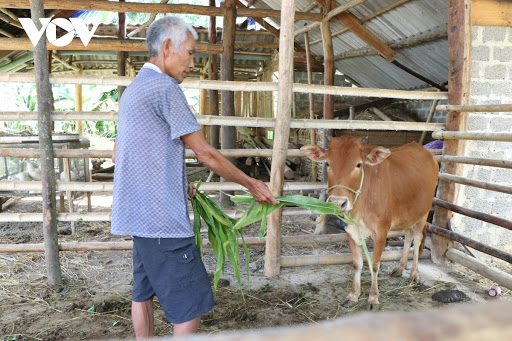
[354,142,439,231]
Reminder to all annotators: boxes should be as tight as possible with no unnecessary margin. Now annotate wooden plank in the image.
[472,0,512,27]
[431,0,471,263]
[29,0,62,286]
[265,0,296,277]
[0,37,223,53]
[0,0,322,21]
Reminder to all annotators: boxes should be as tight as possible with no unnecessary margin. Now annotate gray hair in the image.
[146,16,198,57]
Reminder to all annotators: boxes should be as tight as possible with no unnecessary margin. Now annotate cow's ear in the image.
[365,146,391,165]
[300,144,327,162]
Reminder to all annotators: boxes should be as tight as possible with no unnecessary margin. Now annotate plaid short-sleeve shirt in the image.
[111,64,201,238]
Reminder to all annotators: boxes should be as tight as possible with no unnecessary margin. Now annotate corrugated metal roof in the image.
[250,0,449,90]
[1,1,450,88]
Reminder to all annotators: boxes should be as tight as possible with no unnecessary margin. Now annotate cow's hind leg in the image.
[391,228,414,277]
[342,234,363,308]
[367,231,387,310]
[410,213,428,282]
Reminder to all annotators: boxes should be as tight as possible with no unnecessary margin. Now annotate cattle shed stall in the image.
[1,0,512,339]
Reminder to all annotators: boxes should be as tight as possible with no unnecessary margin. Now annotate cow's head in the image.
[300,136,391,212]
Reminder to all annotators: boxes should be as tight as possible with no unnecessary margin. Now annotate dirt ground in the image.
[1,192,511,341]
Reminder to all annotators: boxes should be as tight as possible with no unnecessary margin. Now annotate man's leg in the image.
[132,298,154,340]
[173,316,201,337]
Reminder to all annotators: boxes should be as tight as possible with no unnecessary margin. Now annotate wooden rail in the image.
[435,155,512,169]
[438,173,512,195]
[426,222,512,264]
[0,73,449,100]
[432,131,512,141]
[433,198,512,231]
[437,104,512,112]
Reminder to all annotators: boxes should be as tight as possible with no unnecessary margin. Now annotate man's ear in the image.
[300,144,327,162]
[365,146,391,166]
[162,38,174,56]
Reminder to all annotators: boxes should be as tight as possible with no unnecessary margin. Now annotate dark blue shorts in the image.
[132,236,214,324]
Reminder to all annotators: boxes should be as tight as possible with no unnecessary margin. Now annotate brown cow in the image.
[301,136,439,310]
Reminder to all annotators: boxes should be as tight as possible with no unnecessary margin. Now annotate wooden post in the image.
[431,0,471,263]
[419,92,440,145]
[304,32,317,182]
[265,0,296,277]
[208,1,220,148]
[220,0,236,206]
[321,0,335,181]
[75,67,84,136]
[29,0,62,286]
[62,146,75,234]
[117,0,127,100]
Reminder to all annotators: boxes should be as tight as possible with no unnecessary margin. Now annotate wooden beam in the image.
[209,0,220,149]
[320,1,335,181]
[220,0,236,205]
[0,37,223,53]
[431,0,471,263]
[265,0,296,277]
[0,0,323,21]
[304,32,317,182]
[117,0,127,100]
[29,0,62,286]
[311,0,413,45]
[472,0,512,27]
[313,0,397,61]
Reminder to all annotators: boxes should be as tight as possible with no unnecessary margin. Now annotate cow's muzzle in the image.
[327,195,352,212]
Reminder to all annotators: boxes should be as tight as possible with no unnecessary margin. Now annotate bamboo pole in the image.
[435,155,512,169]
[0,112,445,131]
[427,223,512,264]
[433,198,512,231]
[281,249,430,267]
[438,173,512,195]
[437,104,512,112]
[0,72,449,100]
[431,0,472,263]
[1,0,323,21]
[29,0,62,286]
[446,248,512,290]
[265,0,296,278]
[432,131,512,141]
[0,231,406,252]
[304,32,317,182]
[0,180,328,192]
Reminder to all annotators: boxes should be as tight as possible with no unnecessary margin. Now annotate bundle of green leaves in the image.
[191,182,371,295]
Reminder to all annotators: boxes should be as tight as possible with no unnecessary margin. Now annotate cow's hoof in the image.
[390,268,403,277]
[366,302,381,311]
[341,298,357,308]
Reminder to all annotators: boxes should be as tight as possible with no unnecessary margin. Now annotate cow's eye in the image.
[356,162,362,168]
[325,162,330,168]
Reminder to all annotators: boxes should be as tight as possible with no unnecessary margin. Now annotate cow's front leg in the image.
[342,234,363,308]
[367,231,387,310]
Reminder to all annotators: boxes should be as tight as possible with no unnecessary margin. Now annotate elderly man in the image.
[111,16,277,339]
